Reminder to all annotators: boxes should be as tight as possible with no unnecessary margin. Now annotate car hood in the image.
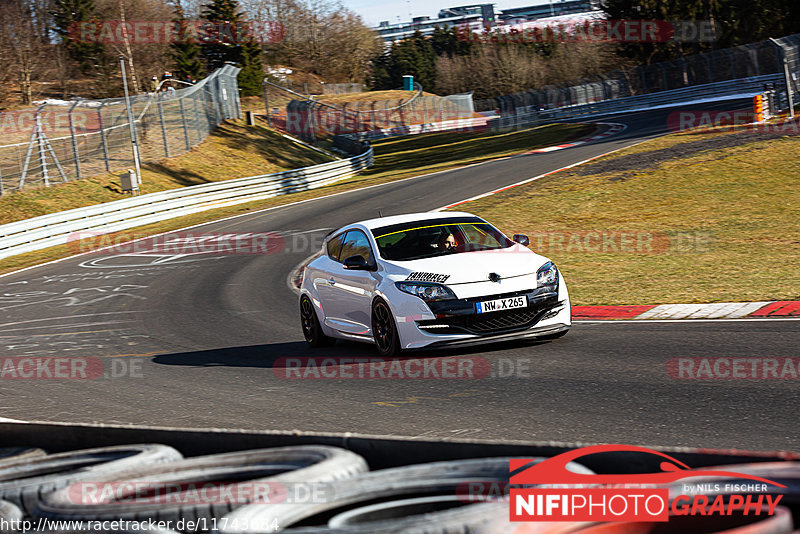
[383,245,550,285]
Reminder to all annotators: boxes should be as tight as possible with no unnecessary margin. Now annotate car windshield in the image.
[371,217,515,261]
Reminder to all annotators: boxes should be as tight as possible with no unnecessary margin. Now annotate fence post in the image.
[36,114,50,187]
[178,96,191,151]
[769,38,795,118]
[67,101,81,180]
[219,77,228,119]
[211,79,221,126]
[725,49,736,79]
[234,73,242,119]
[263,82,271,127]
[703,53,713,84]
[157,93,170,158]
[97,102,110,172]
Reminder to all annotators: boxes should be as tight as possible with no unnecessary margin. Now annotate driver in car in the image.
[438,231,458,252]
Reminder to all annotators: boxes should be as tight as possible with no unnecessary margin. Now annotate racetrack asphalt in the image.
[1,100,796,452]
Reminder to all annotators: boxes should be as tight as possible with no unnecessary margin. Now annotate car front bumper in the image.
[392,275,572,350]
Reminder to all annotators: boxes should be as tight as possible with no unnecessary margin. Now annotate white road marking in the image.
[635,302,774,320]
[0,320,135,334]
[435,127,649,211]
[0,311,142,329]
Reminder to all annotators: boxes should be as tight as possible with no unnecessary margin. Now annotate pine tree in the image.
[200,0,263,95]
[172,0,205,82]
[391,31,437,91]
[201,0,244,70]
[237,40,264,96]
[431,26,473,57]
[52,0,104,74]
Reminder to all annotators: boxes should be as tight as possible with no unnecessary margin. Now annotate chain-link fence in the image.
[265,81,477,144]
[321,83,364,95]
[477,33,800,114]
[0,65,241,195]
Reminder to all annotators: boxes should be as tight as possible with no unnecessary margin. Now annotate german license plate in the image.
[476,295,527,314]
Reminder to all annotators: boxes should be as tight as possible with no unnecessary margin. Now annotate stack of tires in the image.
[0,444,797,533]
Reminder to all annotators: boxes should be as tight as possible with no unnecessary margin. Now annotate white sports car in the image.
[299,212,571,356]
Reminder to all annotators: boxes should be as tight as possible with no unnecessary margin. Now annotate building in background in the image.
[373,0,601,42]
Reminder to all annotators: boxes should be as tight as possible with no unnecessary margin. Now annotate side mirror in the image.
[344,255,371,270]
[512,234,530,246]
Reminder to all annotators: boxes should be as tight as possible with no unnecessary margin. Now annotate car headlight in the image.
[395,282,456,301]
[537,261,558,289]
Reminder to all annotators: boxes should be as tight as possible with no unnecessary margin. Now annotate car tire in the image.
[0,447,46,461]
[218,456,594,532]
[36,446,367,526]
[0,500,22,533]
[325,496,507,533]
[300,295,335,347]
[0,444,182,515]
[371,299,400,357]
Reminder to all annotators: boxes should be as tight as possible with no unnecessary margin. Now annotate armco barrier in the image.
[494,74,785,129]
[0,146,373,261]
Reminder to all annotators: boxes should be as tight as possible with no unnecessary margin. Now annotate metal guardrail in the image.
[0,147,373,261]
[477,33,800,114]
[491,74,784,129]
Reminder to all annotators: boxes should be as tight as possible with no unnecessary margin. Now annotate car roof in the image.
[356,211,479,231]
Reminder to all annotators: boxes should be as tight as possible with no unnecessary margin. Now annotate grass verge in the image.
[451,127,800,305]
[0,123,590,276]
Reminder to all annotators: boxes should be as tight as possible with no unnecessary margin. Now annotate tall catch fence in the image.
[0,66,241,195]
[321,83,364,95]
[263,79,477,144]
[477,33,800,114]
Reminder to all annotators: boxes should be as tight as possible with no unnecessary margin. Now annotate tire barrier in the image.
[0,500,23,534]
[324,496,507,533]
[0,440,793,534]
[218,457,593,533]
[0,448,46,462]
[0,445,182,515]
[36,447,367,526]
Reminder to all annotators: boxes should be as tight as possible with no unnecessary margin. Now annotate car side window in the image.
[327,232,345,262]
[339,230,374,265]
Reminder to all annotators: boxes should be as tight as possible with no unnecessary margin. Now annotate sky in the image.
[342,0,563,27]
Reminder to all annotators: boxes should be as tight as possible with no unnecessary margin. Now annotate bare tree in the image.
[94,0,173,93]
[241,0,380,82]
[0,0,49,105]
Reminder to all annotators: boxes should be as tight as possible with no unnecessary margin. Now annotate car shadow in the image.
[151,337,560,370]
